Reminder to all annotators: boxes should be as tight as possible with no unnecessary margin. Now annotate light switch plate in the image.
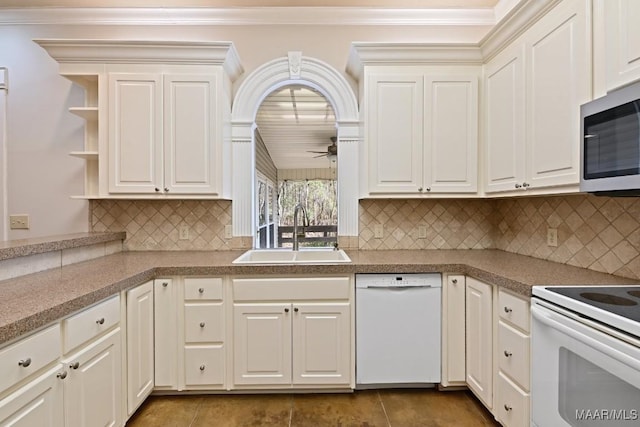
[418,225,427,239]
[224,225,233,240]
[179,224,190,240]
[547,228,558,247]
[9,214,29,230]
[374,224,384,239]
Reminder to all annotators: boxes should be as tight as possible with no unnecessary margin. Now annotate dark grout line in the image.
[187,396,204,427]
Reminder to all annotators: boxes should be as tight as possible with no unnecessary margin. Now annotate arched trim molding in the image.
[231,53,360,244]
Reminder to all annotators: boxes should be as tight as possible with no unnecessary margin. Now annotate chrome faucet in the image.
[293,203,308,251]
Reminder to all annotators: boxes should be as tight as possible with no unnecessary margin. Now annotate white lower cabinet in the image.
[126,281,154,416]
[153,279,178,389]
[465,277,493,409]
[0,366,64,427]
[63,327,122,427]
[441,274,466,386]
[182,278,225,390]
[232,277,353,389]
[495,289,531,427]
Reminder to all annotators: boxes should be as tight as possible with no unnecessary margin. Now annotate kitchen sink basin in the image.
[232,248,351,264]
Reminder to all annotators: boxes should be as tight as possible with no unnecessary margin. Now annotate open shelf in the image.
[69,151,98,160]
[69,107,98,121]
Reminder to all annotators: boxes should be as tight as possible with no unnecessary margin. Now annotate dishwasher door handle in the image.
[363,285,433,290]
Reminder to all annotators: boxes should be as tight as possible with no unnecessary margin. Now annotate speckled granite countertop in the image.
[0,232,126,261]
[0,248,637,345]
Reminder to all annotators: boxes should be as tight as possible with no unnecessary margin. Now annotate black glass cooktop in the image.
[548,286,640,323]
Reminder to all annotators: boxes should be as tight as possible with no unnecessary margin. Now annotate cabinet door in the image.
[164,74,220,195]
[525,0,590,189]
[233,303,292,386]
[108,73,163,194]
[126,281,154,416]
[442,275,466,386]
[0,367,64,427]
[424,74,478,193]
[154,279,177,388]
[484,45,526,193]
[605,0,640,91]
[292,303,350,386]
[368,73,424,193]
[465,278,493,409]
[64,328,122,427]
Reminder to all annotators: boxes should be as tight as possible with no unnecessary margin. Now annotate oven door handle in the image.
[532,304,640,371]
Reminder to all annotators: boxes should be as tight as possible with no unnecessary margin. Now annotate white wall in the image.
[0,18,490,239]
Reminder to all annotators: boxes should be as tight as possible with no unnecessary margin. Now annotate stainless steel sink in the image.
[232,248,351,264]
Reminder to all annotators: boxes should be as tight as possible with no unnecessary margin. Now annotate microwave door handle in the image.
[532,305,640,371]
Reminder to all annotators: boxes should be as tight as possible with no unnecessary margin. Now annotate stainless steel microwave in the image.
[580,80,640,195]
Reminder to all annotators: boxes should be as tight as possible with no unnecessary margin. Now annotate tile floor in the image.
[127,389,500,427]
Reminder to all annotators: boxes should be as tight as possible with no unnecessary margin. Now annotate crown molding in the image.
[0,7,496,26]
[34,39,244,79]
[347,42,484,79]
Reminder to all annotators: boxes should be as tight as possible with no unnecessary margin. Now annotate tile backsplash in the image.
[359,199,494,250]
[90,200,234,251]
[90,194,640,280]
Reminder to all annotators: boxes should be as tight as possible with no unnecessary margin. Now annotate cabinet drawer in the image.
[0,324,61,395]
[184,346,224,387]
[62,295,120,353]
[496,371,529,427]
[498,290,530,332]
[498,320,530,391]
[233,277,350,301]
[184,303,224,343]
[184,278,223,301]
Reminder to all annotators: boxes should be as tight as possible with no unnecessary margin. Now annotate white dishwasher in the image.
[356,273,441,387]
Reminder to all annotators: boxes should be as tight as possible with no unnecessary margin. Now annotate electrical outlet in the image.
[225,225,233,240]
[179,225,190,240]
[9,214,29,230]
[418,225,427,239]
[374,224,384,239]
[547,228,558,247]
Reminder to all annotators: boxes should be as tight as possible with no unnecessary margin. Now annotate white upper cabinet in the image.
[363,66,479,196]
[109,70,223,196]
[36,40,243,199]
[484,0,590,194]
[604,0,640,91]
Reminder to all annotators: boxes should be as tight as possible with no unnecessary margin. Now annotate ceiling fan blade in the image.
[307,150,328,154]
[313,154,328,158]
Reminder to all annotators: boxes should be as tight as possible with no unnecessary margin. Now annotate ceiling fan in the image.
[308,136,337,159]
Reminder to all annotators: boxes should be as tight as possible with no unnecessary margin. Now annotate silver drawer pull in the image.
[18,358,32,368]
[199,365,206,371]
[200,322,205,328]
[504,404,512,412]
[70,362,80,370]
[96,318,105,325]
[162,282,169,287]
[451,278,458,284]
[503,306,513,313]
[198,288,204,294]
[504,350,513,358]
[57,371,68,380]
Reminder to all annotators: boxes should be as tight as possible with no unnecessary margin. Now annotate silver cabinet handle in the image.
[96,318,105,325]
[504,404,512,412]
[199,365,206,371]
[57,371,68,380]
[200,322,205,328]
[18,358,31,368]
[514,183,522,189]
[162,282,169,287]
[284,308,289,313]
[504,350,513,358]
[522,182,530,188]
[418,187,423,192]
[504,306,512,313]
[426,187,431,192]
[198,288,204,294]
[164,187,169,192]
[294,307,299,313]
[452,278,458,284]
[70,361,80,370]
[155,187,160,192]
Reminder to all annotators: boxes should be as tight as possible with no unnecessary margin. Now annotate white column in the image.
[231,121,255,238]
[0,68,7,241]
[336,121,361,238]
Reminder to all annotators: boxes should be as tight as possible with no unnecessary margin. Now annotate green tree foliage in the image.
[278,179,337,226]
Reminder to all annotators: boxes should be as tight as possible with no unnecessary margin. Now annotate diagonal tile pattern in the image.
[90,200,233,251]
